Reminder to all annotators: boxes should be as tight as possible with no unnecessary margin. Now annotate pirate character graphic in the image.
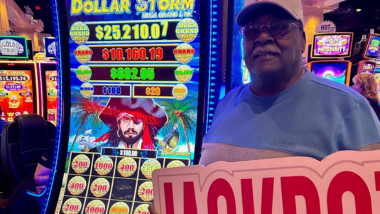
[89,98,168,152]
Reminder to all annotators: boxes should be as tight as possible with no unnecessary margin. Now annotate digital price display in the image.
[56,0,201,212]
[0,70,34,122]
[89,65,179,83]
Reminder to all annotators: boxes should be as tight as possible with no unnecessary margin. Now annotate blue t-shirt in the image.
[203,70,380,161]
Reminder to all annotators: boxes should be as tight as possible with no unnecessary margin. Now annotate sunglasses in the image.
[239,20,301,41]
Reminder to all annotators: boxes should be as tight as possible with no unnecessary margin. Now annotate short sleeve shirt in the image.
[202,70,380,161]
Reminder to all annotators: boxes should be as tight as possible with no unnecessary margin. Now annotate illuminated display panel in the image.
[358,61,376,74]
[43,37,57,59]
[0,36,28,59]
[56,0,201,212]
[0,70,34,122]
[311,33,354,59]
[309,61,352,85]
[45,70,58,125]
[364,33,380,59]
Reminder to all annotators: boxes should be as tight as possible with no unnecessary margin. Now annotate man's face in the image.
[242,10,306,78]
[117,115,144,145]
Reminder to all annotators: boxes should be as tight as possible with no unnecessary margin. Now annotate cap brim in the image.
[236,2,299,27]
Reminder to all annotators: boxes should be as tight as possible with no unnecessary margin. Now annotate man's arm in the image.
[357,142,380,151]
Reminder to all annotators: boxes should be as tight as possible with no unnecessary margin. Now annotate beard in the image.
[119,129,144,146]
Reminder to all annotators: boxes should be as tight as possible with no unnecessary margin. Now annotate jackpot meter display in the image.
[0,70,34,121]
[46,0,221,213]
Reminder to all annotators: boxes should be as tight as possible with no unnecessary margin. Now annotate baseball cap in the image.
[236,0,304,27]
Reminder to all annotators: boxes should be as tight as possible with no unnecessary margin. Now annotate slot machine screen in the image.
[55,0,202,213]
[0,70,34,122]
[359,61,376,74]
[311,33,353,59]
[310,61,351,85]
[45,70,57,125]
[364,33,380,59]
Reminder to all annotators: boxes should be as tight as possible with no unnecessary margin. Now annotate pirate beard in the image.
[119,129,144,147]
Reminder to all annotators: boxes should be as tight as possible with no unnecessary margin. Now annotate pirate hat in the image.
[99,98,168,130]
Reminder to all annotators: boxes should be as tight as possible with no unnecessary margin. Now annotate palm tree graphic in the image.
[69,92,105,152]
[158,94,198,153]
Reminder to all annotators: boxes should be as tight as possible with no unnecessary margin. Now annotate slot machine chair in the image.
[1,115,55,190]
[0,115,55,214]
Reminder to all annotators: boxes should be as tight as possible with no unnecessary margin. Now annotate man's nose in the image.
[255,26,275,45]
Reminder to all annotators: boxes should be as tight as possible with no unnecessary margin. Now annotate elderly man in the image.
[150,0,380,212]
[199,0,380,166]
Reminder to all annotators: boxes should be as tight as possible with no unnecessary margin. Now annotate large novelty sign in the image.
[153,150,380,214]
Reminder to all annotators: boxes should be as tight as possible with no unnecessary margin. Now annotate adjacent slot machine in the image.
[358,60,377,74]
[0,36,40,121]
[38,62,58,125]
[0,62,39,122]
[308,32,354,85]
[43,0,224,213]
[363,33,380,60]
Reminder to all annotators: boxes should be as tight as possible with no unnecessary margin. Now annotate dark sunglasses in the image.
[239,20,301,41]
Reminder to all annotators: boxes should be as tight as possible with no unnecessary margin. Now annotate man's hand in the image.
[149,203,158,214]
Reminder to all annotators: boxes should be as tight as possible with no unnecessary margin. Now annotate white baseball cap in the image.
[236,0,304,27]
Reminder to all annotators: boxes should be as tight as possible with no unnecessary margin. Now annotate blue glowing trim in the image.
[205,0,220,133]
[26,187,47,197]
[41,0,63,213]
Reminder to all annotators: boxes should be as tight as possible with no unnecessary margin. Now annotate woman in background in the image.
[352,73,380,120]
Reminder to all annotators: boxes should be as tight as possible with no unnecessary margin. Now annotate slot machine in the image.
[0,35,41,121]
[357,61,377,74]
[350,33,380,83]
[308,32,354,86]
[41,0,225,213]
[38,62,58,125]
[0,62,40,122]
[38,37,58,125]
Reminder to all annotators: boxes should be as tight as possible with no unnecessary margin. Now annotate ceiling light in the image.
[357,9,361,12]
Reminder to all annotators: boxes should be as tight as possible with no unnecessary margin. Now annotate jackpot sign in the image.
[153,150,380,214]
[0,36,28,59]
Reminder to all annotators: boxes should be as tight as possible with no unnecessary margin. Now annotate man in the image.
[90,97,167,152]
[199,0,380,166]
[149,0,380,212]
